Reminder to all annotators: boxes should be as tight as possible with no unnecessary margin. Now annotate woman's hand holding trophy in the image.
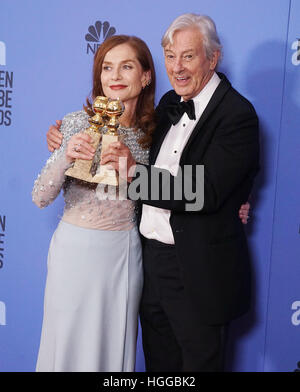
[65,96,128,185]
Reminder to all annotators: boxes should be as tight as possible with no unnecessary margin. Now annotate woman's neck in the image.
[119,99,138,128]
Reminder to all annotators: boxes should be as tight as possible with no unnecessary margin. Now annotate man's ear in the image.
[209,50,220,70]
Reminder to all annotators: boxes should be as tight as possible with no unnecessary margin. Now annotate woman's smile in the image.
[109,84,127,90]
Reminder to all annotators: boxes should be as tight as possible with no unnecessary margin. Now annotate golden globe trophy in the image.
[65,96,108,183]
[94,98,125,186]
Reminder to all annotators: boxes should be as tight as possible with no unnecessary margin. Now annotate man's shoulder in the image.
[228,86,256,109]
[217,75,256,117]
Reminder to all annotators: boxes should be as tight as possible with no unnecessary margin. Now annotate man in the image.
[47,14,258,371]
[103,13,259,372]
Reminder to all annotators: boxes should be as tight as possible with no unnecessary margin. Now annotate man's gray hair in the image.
[161,13,222,61]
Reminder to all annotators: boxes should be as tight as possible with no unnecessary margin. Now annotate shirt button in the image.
[183,123,186,127]
[174,150,177,153]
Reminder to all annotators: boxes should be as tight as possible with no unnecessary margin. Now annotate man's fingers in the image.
[47,137,61,151]
[48,127,63,142]
[50,142,61,149]
[49,124,62,135]
[48,134,63,146]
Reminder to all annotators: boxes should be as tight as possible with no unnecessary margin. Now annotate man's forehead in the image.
[164,28,203,52]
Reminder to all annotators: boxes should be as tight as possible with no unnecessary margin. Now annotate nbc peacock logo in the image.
[85,21,116,55]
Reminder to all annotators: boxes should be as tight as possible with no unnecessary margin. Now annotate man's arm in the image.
[132,108,259,213]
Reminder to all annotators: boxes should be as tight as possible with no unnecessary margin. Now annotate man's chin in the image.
[173,88,192,101]
[172,84,191,98]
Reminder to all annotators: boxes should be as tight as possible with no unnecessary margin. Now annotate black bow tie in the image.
[165,99,196,125]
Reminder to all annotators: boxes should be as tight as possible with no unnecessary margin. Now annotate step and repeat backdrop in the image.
[0,0,299,372]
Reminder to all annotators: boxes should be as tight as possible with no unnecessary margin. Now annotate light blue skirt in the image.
[36,221,143,372]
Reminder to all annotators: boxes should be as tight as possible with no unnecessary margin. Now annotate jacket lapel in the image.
[180,73,231,162]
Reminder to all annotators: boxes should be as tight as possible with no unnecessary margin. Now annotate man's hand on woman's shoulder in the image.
[47,120,62,152]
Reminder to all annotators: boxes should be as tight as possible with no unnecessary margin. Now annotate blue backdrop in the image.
[0,0,299,372]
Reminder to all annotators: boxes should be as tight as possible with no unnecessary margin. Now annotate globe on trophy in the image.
[65,96,108,183]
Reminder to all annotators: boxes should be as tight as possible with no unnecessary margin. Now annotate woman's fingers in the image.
[66,133,96,162]
[74,135,96,154]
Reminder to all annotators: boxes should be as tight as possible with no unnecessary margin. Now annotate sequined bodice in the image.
[32,110,149,231]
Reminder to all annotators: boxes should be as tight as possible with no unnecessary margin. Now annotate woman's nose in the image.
[111,67,121,80]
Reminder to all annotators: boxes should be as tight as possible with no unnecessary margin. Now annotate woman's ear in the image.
[142,70,152,88]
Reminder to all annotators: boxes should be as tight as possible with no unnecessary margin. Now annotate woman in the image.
[32,35,155,372]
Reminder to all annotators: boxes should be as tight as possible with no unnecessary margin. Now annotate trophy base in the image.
[93,165,119,186]
[65,161,118,185]
[65,160,95,183]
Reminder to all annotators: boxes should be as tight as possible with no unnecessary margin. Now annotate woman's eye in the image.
[123,64,133,70]
[102,66,111,71]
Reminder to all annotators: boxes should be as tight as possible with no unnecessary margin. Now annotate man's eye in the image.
[184,55,193,60]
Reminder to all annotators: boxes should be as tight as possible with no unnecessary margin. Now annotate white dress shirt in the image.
[140,72,221,244]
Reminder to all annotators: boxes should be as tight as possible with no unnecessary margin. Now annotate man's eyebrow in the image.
[164,49,195,53]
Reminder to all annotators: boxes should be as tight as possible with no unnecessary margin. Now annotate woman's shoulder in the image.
[62,109,89,123]
[61,110,90,135]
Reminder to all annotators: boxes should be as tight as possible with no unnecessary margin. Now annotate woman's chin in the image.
[104,90,126,101]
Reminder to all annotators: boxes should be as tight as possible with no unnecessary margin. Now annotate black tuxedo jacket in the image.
[136,73,259,324]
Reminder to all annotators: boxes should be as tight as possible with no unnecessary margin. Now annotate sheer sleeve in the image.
[32,113,79,208]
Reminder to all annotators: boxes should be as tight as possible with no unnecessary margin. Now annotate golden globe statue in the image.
[65,96,108,183]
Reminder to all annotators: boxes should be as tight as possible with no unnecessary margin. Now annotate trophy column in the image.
[94,98,125,186]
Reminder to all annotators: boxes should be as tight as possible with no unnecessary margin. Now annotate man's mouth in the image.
[175,76,190,84]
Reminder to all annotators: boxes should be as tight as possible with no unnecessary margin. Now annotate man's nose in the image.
[173,58,184,73]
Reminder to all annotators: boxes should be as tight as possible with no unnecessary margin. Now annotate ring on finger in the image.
[73,144,80,152]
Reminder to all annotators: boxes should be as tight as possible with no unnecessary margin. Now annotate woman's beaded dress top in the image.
[32,110,149,231]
